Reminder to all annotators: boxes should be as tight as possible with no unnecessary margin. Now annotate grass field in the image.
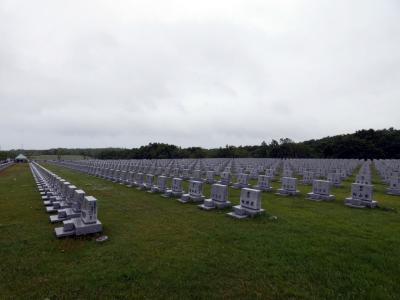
[29,155,87,161]
[1,163,400,299]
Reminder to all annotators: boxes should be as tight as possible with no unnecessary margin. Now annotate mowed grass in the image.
[30,155,87,161]
[1,163,400,299]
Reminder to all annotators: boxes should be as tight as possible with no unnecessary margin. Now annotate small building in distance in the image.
[15,154,28,163]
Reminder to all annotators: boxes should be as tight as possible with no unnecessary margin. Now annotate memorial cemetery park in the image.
[2,1,400,298]
[1,138,400,298]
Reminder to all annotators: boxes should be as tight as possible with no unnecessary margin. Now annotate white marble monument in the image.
[307,180,335,201]
[276,177,300,196]
[198,184,231,210]
[253,175,273,192]
[227,188,264,219]
[345,183,378,208]
[179,180,205,203]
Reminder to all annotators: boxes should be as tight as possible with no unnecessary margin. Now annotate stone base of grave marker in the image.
[50,209,68,223]
[55,218,102,238]
[190,177,204,183]
[232,183,250,189]
[218,180,231,186]
[149,186,167,194]
[143,185,153,191]
[43,196,58,206]
[65,208,81,219]
[387,188,400,196]
[178,194,205,204]
[275,189,300,196]
[126,181,135,187]
[198,199,231,210]
[44,191,55,198]
[253,185,273,192]
[227,205,265,219]
[307,192,335,201]
[344,197,378,208]
[136,184,146,190]
[162,190,184,198]
[45,205,59,213]
[58,201,70,209]
[50,208,81,223]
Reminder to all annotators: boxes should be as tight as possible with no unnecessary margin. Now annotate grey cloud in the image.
[0,0,399,150]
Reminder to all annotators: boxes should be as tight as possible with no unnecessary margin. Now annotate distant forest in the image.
[2,128,399,160]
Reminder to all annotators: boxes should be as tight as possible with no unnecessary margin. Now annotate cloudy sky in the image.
[1,0,399,150]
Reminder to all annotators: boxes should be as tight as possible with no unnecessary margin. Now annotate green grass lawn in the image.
[1,163,400,299]
[29,155,87,161]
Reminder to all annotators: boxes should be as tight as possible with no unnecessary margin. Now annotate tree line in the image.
[1,128,399,160]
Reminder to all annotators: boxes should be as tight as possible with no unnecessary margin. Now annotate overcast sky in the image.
[1,0,399,150]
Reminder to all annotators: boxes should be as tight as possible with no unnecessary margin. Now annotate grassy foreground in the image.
[1,163,400,299]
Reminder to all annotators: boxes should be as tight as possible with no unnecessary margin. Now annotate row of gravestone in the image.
[47,159,383,211]
[30,162,102,238]
[49,158,355,187]
[55,158,361,178]
[0,161,14,172]
[51,157,367,184]
[284,159,359,177]
[294,159,400,199]
[49,159,354,186]
[45,157,400,201]
[49,159,280,179]
[47,160,264,218]
[374,160,400,196]
[344,161,379,208]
